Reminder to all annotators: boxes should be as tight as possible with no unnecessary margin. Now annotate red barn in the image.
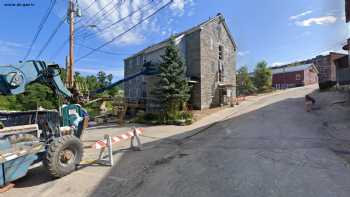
[271,63,319,89]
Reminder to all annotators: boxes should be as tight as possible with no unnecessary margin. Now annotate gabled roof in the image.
[271,63,318,74]
[125,13,236,60]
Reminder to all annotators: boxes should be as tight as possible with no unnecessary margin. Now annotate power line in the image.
[83,0,125,25]
[76,43,132,55]
[76,0,173,63]
[78,0,157,41]
[96,0,125,20]
[76,0,125,38]
[75,0,120,36]
[75,0,99,25]
[51,0,151,59]
[36,15,67,58]
[23,0,56,60]
[75,0,126,40]
[82,0,99,11]
[76,0,153,40]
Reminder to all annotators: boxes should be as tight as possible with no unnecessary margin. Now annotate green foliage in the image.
[153,36,191,122]
[85,75,100,90]
[236,66,256,96]
[134,111,193,126]
[0,95,14,110]
[82,72,122,118]
[19,83,58,110]
[84,104,100,118]
[0,69,121,114]
[97,71,106,86]
[0,83,58,111]
[253,61,272,93]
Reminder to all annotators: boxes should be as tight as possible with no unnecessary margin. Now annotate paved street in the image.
[90,85,350,197]
[5,85,350,197]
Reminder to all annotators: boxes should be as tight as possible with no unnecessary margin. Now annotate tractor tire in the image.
[43,135,83,178]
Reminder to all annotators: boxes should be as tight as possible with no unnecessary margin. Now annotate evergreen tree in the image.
[236,66,256,96]
[155,36,191,119]
[253,61,272,93]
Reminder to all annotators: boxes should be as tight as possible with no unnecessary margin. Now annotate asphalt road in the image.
[5,85,350,197]
[90,86,350,197]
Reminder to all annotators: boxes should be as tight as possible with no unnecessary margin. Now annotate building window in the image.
[219,45,224,60]
[296,73,301,80]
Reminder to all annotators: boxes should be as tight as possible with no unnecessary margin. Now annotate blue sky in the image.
[0,0,348,79]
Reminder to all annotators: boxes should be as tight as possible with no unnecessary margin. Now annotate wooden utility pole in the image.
[67,0,75,88]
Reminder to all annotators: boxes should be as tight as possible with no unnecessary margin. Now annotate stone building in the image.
[124,13,237,112]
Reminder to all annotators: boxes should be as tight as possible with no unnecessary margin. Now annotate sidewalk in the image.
[81,85,318,161]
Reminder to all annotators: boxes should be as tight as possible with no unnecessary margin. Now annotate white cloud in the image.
[289,10,313,20]
[170,0,194,16]
[78,0,192,46]
[170,0,186,12]
[272,62,288,67]
[237,50,250,56]
[295,16,337,27]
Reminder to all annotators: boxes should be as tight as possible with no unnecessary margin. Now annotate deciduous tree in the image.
[253,61,272,93]
[236,66,256,95]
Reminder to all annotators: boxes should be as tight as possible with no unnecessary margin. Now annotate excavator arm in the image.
[93,61,158,95]
[0,60,88,139]
[0,60,72,97]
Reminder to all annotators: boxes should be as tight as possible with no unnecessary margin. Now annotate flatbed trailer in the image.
[0,124,45,186]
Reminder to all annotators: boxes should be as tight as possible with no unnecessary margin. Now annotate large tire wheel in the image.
[43,135,83,178]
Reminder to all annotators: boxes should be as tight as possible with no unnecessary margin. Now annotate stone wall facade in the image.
[199,16,236,109]
[124,14,237,112]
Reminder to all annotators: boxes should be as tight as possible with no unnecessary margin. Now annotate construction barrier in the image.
[94,128,143,149]
[94,127,143,166]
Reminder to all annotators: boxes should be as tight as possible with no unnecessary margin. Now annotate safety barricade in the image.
[94,127,143,166]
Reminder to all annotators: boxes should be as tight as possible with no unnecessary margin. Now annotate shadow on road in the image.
[13,165,53,188]
[86,91,350,197]
[11,89,350,196]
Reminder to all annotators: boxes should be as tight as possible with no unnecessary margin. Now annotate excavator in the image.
[0,60,88,187]
[0,60,157,187]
